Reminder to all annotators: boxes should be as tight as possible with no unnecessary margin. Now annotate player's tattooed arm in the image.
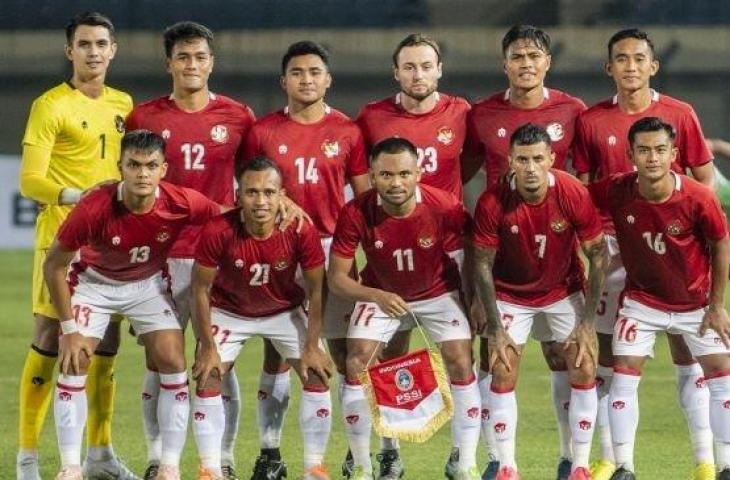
[191,262,223,389]
[328,253,408,318]
[700,237,730,348]
[473,244,519,371]
[581,233,609,326]
[44,241,93,374]
[299,265,333,383]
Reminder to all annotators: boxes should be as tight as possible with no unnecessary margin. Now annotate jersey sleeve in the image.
[697,190,729,242]
[678,106,713,168]
[234,106,257,171]
[331,203,362,258]
[472,190,502,249]
[241,123,265,165]
[125,107,142,130]
[442,196,472,238]
[297,224,326,271]
[19,98,65,204]
[587,177,612,211]
[572,114,593,175]
[462,109,485,163]
[195,219,225,268]
[56,201,93,251]
[184,188,221,225]
[567,182,603,241]
[346,125,369,178]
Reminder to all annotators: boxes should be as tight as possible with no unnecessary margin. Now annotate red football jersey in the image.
[243,106,368,237]
[465,88,586,189]
[331,184,469,302]
[590,172,727,312]
[126,93,255,258]
[57,182,220,282]
[473,170,603,307]
[356,93,470,199]
[573,90,712,179]
[195,209,325,318]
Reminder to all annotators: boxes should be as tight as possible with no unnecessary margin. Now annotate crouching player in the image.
[472,124,608,480]
[191,156,334,480]
[328,137,481,480]
[43,130,225,480]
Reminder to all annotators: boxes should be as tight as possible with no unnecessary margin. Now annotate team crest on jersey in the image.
[156,230,170,243]
[436,126,454,145]
[114,115,125,133]
[497,127,507,138]
[279,144,288,154]
[274,258,289,271]
[161,129,171,140]
[210,124,228,144]
[546,122,564,142]
[666,220,684,235]
[395,368,414,392]
[550,218,568,233]
[626,214,635,224]
[374,240,384,249]
[608,135,617,146]
[234,259,244,269]
[112,235,121,246]
[510,225,519,234]
[418,235,434,249]
[321,140,340,158]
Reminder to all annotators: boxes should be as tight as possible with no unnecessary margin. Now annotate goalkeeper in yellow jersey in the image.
[16,12,137,480]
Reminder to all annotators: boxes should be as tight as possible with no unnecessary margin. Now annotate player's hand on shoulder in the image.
[700,304,730,349]
[59,332,92,375]
[278,196,312,232]
[299,344,333,384]
[372,290,408,318]
[192,339,223,389]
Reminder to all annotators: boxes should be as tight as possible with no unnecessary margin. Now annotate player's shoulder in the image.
[103,84,133,107]
[547,88,587,111]
[254,109,288,128]
[677,173,716,201]
[552,169,585,189]
[211,93,254,114]
[208,207,239,230]
[358,97,396,118]
[419,184,461,209]
[129,96,169,116]
[158,181,206,204]
[471,91,506,113]
[77,182,118,212]
[579,98,616,123]
[323,106,358,127]
[439,92,471,112]
[655,92,697,115]
[30,83,76,114]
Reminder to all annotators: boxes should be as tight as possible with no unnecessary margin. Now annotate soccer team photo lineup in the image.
[9,10,730,480]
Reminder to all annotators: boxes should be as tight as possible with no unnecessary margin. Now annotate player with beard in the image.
[356,34,471,479]
[461,25,587,480]
[242,41,370,480]
[573,29,716,480]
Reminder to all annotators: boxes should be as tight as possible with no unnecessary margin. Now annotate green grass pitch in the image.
[0,249,723,478]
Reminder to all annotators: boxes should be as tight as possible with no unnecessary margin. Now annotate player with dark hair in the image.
[17,11,136,480]
[473,123,608,480]
[125,21,256,480]
[242,40,370,480]
[191,156,334,480]
[356,34,472,478]
[459,25,588,480]
[43,130,226,480]
[588,117,730,480]
[573,28,717,480]
[329,137,482,480]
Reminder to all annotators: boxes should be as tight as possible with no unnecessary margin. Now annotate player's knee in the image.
[490,361,518,388]
[326,339,348,376]
[196,375,222,397]
[262,340,287,374]
[541,341,567,371]
[33,315,60,352]
[95,321,121,356]
[303,374,329,392]
[345,350,370,380]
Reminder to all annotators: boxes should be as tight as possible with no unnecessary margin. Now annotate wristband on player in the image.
[60,319,79,335]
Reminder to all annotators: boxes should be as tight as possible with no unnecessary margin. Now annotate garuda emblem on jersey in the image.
[210,125,229,144]
[550,218,568,233]
[418,235,434,249]
[666,220,684,235]
[156,230,170,243]
[274,258,289,271]
[546,122,564,142]
[437,126,454,145]
[114,115,125,133]
[321,140,340,158]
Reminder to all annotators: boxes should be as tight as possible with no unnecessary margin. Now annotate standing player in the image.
[329,138,482,480]
[17,12,135,480]
[191,157,335,480]
[242,41,370,479]
[462,25,587,479]
[588,117,730,480]
[43,130,224,480]
[125,22,255,480]
[356,34,471,478]
[472,124,607,480]
[573,29,716,480]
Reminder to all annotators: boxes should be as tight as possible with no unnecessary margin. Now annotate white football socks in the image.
[478,370,499,462]
[342,381,372,471]
[300,387,332,469]
[221,369,241,466]
[257,370,291,449]
[676,363,713,465]
[486,385,518,469]
[451,377,481,471]
[707,374,730,470]
[54,374,88,467]
[141,369,161,464]
[192,392,224,476]
[551,370,573,460]
[158,372,190,467]
[608,370,641,472]
[596,365,615,463]
[569,383,598,470]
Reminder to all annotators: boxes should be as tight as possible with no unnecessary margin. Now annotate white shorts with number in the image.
[347,291,471,344]
[491,292,585,346]
[211,306,313,363]
[71,267,180,339]
[613,297,730,358]
[596,234,626,335]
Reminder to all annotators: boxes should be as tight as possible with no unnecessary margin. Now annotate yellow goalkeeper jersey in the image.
[20,82,133,249]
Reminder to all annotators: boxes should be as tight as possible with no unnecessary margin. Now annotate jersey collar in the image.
[508,171,556,191]
[116,181,160,201]
[376,186,423,205]
[504,87,549,101]
[612,89,659,105]
[395,92,440,105]
[168,91,216,101]
[284,103,331,115]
